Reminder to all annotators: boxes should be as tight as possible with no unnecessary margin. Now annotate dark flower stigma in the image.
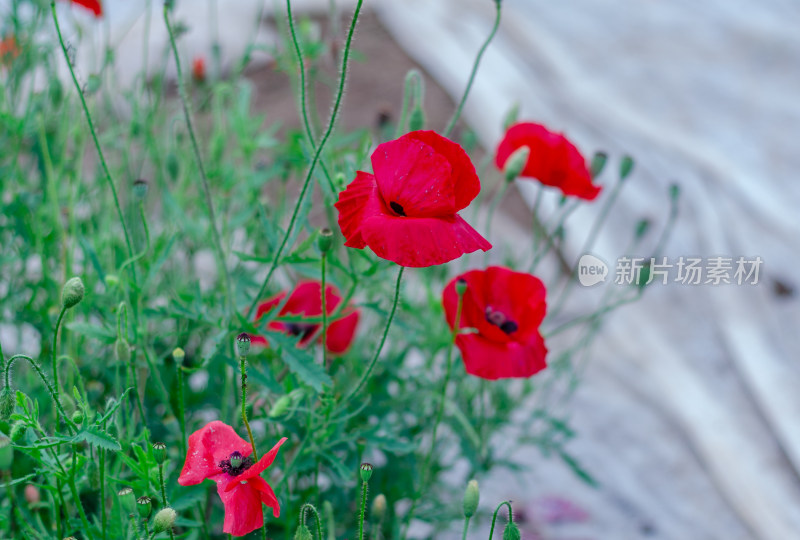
[285,322,317,340]
[389,201,406,216]
[485,306,518,335]
[219,451,254,477]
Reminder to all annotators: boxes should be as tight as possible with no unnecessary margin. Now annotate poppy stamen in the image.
[285,322,317,340]
[389,201,406,216]
[219,451,254,477]
[485,306,518,335]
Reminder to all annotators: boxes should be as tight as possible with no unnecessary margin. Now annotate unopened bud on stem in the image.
[463,479,480,518]
[236,333,251,357]
[153,507,177,533]
[503,146,530,182]
[61,277,85,310]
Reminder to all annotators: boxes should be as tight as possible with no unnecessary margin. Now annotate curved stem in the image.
[4,354,76,432]
[300,503,324,540]
[163,4,234,317]
[443,0,502,137]
[343,266,404,403]
[50,2,134,262]
[247,0,365,319]
[488,501,513,539]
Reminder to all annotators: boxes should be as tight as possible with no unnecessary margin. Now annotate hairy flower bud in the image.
[503,146,530,182]
[136,496,152,519]
[61,277,85,310]
[294,524,313,540]
[115,339,131,364]
[172,347,185,365]
[360,462,373,482]
[619,155,635,180]
[166,153,180,180]
[9,421,26,442]
[317,228,333,254]
[463,479,479,518]
[118,487,135,515]
[590,151,608,178]
[372,494,387,521]
[71,410,84,425]
[0,434,12,470]
[408,106,426,131]
[132,179,148,201]
[153,442,167,464]
[153,507,177,533]
[0,386,14,420]
[236,333,251,357]
[269,394,292,418]
[502,521,521,540]
[455,278,468,296]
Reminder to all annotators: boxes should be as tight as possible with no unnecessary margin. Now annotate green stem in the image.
[118,204,151,274]
[163,4,234,317]
[4,354,76,432]
[321,254,329,370]
[130,514,142,540]
[485,180,509,241]
[358,480,368,540]
[443,0,502,137]
[51,306,66,405]
[100,448,107,540]
[488,501,513,539]
[395,69,424,137]
[240,356,258,460]
[342,266,404,403]
[461,516,471,540]
[158,464,176,540]
[49,2,134,262]
[246,0,365,318]
[300,503,324,540]
[68,445,96,540]
[176,364,187,456]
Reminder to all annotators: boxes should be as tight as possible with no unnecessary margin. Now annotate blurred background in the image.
[13,0,800,538]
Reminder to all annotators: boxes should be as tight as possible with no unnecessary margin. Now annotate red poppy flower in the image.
[252,281,360,355]
[192,56,206,82]
[442,266,548,379]
[335,130,491,267]
[68,0,103,17]
[495,122,601,200]
[0,35,19,65]
[178,421,288,537]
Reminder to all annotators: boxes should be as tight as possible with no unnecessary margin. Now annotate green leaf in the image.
[72,425,121,452]
[267,333,331,392]
[557,448,598,487]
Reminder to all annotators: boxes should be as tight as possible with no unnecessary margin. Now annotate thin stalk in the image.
[158,464,176,540]
[443,0,502,137]
[300,503,324,540]
[488,501,513,539]
[240,356,258,460]
[342,266,404,403]
[100,448,106,540]
[461,516,470,540]
[50,2,134,262]
[51,306,66,406]
[68,445,96,540]
[358,480,368,540]
[321,253,329,370]
[401,286,464,538]
[163,4,234,317]
[484,180,509,241]
[176,363,187,455]
[246,0,365,319]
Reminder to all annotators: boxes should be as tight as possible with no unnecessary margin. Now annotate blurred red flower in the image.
[192,57,206,82]
[442,266,548,379]
[69,0,103,17]
[252,281,360,355]
[335,130,491,267]
[178,421,287,537]
[495,122,601,200]
[0,35,18,65]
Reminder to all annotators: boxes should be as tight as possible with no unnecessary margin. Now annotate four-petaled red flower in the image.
[252,281,360,355]
[335,130,492,267]
[192,56,206,82]
[68,0,103,17]
[178,421,287,537]
[495,122,601,200]
[443,266,548,379]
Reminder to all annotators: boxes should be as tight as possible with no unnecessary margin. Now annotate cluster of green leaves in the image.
[0,0,674,539]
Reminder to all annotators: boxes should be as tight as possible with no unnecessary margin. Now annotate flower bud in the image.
[153,507,177,533]
[0,386,14,420]
[317,228,333,254]
[455,278,468,296]
[372,494,387,521]
[10,421,26,442]
[334,172,347,192]
[166,153,180,181]
[24,484,40,504]
[61,277,85,310]
[269,394,292,418]
[153,442,167,464]
[635,219,651,239]
[0,434,12,470]
[104,274,120,288]
[503,146,530,182]
[408,106,426,131]
[619,155,635,180]
[236,333,251,357]
[463,479,479,518]
[502,103,520,131]
[670,183,681,201]
[115,339,131,364]
[360,462,373,482]
[118,487,135,515]
[71,410,84,425]
[502,521,521,540]
[136,496,152,519]
[132,179,148,201]
[172,347,185,365]
[590,151,608,178]
[294,524,313,540]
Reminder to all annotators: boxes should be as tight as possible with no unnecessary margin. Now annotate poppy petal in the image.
[178,421,251,486]
[371,134,456,217]
[69,0,103,17]
[359,213,491,268]
[217,482,265,536]
[249,476,281,518]
[325,310,360,354]
[406,131,480,211]
[230,437,288,486]
[335,171,385,249]
[455,333,547,379]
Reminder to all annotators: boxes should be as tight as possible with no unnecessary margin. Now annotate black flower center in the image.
[485,306,518,335]
[285,322,317,340]
[389,201,406,217]
[219,451,254,477]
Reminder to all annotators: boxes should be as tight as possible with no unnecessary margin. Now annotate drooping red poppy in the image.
[495,122,601,200]
[442,266,548,379]
[335,130,491,267]
[178,421,288,537]
[68,0,103,17]
[251,281,360,355]
[192,56,206,82]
